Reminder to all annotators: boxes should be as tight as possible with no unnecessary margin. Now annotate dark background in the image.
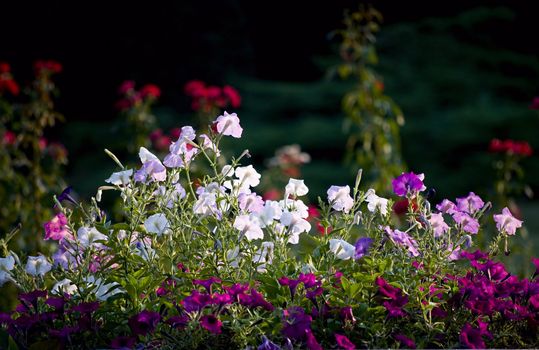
[1,1,538,204]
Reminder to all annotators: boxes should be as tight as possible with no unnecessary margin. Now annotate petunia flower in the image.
[77,226,108,248]
[200,314,222,334]
[329,239,356,260]
[105,169,133,186]
[238,192,264,213]
[234,214,264,241]
[44,213,73,241]
[456,192,485,214]
[354,237,373,259]
[392,172,426,197]
[327,185,354,213]
[436,199,457,214]
[335,334,356,350]
[135,147,166,182]
[25,255,52,277]
[0,255,15,286]
[285,178,309,197]
[52,278,77,295]
[144,213,170,236]
[214,111,243,138]
[452,211,480,234]
[128,310,161,336]
[429,213,449,238]
[493,207,523,235]
[365,189,389,216]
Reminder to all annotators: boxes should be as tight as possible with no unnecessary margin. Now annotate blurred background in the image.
[1,1,538,260]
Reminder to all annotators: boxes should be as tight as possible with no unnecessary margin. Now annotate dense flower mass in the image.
[0,111,536,349]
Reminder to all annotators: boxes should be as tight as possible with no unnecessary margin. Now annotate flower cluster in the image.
[489,139,533,157]
[0,112,537,349]
[115,80,161,111]
[184,80,241,112]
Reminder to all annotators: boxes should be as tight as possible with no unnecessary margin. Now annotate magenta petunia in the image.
[200,314,222,334]
[394,333,416,349]
[193,277,222,293]
[281,307,312,340]
[391,172,426,197]
[128,310,161,336]
[452,211,480,234]
[44,213,73,241]
[335,333,356,350]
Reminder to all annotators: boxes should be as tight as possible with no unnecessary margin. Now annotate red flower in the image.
[223,85,241,108]
[2,131,16,145]
[153,135,171,152]
[0,78,20,96]
[118,80,136,94]
[184,80,206,97]
[392,198,418,216]
[34,60,62,74]
[141,84,161,99]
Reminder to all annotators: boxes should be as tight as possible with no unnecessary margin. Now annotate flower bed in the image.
[0,112,537,349]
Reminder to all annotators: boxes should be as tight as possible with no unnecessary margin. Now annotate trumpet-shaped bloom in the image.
[327,185,354,213]
[85,276,123,301]
[77,227,108,248]
[135,147,166,182]
[0,255,15,286]
[234,214,264,241]
[329,239,356,260]
[253,242,274,273]
[493,207,523,235]
[52,278,77,295]
[214,111,243,138]
[452,212,480,234]
[285,178,309,197]
[105,169,133,186]
[238,193,264,213]
[144,213,170,236]
[235,165,261,189]
[354,237,373,259]
[392,172,426,197]
[44,213,73,241]
[456,192,485,214]
[25,256,52,276]
[256,200,283,227]
[436,199,457,214]
[429,213,449,238]
[384,227,420,257]
[365,189,389,216]
[199,134,220,157]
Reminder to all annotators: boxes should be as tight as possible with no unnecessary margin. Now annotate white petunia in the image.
[329,239,356,260]
[0,255,15,286]
[285,178,309,197]
[52,278,78,295]
[235,165,261,189]
[144,213,170,236]
[25,255,52,276]
[252,242,274,273]
[255,200,283,227]
[233,214,264,241]
[280,211,311,242]
[85,276,124,301]
[105,169,133,186]
[327,185,354,213]
[77,227,108,248]
[365,189,389,216]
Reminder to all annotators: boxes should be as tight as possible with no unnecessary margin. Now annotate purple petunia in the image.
[193,277,222,293]
[493,207,523,236]
[354,237,373,259]
[456,192,485,214]
[281,307,312,340]
[394,333,416,349]
[128,310,161,336]
[392,172,426,197]
[200,314,222,334]
[452,211,480,234]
